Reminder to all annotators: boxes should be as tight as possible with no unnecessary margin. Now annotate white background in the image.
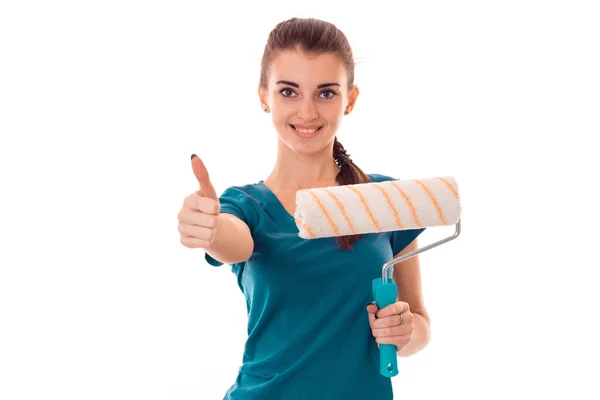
[1,1,599,399]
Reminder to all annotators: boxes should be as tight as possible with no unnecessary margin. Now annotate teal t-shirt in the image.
[205,174,425,400]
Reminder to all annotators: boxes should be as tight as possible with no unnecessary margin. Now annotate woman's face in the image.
[259,50,359,156]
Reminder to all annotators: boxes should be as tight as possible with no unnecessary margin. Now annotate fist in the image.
[367,301,414,352]
[178,154,221,249]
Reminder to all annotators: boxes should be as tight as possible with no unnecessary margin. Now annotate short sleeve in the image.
[390,227,425,256]
[204,186,257,267]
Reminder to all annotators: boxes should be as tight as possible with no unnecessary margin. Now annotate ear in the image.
[345,85,360,114]
[258,85,269,111]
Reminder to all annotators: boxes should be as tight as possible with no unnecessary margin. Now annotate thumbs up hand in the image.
[178,154,221,249]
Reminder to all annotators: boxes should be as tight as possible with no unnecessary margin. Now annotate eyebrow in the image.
[276,80,341,89]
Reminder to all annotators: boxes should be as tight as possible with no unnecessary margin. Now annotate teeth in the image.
[294,127,319,133]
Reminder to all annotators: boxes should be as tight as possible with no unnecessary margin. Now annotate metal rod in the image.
[381,219,461,282]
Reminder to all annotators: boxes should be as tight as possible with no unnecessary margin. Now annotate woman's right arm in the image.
[178,191,254,265]
[180,155,254,265]
[204,213,254,265]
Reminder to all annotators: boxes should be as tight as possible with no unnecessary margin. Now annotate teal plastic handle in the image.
[372,277,399,377]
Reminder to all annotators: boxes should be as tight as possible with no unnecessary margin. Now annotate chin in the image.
[288,133,335,154]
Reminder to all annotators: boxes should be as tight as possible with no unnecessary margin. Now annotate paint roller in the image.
[294,176,462,378]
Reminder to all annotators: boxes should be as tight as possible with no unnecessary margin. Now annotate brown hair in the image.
[260,17,371,250]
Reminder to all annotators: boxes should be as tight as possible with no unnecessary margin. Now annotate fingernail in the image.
[191,154,197,160]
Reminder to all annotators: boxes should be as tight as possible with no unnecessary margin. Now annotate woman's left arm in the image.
[392,238,431,357]
[368,238,431,357]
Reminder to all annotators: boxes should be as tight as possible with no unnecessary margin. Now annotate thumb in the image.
[191,154,218,200]
[367,302,379,325]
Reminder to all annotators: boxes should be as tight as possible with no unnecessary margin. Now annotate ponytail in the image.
[333,136,371,250]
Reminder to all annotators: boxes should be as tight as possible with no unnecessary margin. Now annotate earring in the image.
[262,104,269,112]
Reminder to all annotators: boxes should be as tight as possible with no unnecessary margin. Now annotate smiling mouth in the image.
[289,125,323,133]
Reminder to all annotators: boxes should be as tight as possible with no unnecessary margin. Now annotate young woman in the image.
[178,17,430,400]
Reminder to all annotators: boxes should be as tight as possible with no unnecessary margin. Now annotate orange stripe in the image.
[308,191,340,236]
[390,181,422,227]
[438,177,459,199]
[373,184,403,229]
[416,180,446,225]
[347,186,382,231]
[294,216,317,238]
[322,188,356,234]
[301,221,316,238]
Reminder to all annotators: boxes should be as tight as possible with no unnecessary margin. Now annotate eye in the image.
[280,88,297,97]
[319,90,337,99]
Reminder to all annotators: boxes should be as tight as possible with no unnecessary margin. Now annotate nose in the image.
[297,98,319,121]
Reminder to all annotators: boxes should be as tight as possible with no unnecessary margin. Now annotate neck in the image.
[264,139,340,191]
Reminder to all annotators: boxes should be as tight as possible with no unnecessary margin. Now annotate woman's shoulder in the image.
[218,181,266,202]
[367,173,400,183]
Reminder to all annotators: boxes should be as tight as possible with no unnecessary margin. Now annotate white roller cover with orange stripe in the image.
[294,177,461,239]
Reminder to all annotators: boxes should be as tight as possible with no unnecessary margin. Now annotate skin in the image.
[258,49,431,356]
[258,50,358,200]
